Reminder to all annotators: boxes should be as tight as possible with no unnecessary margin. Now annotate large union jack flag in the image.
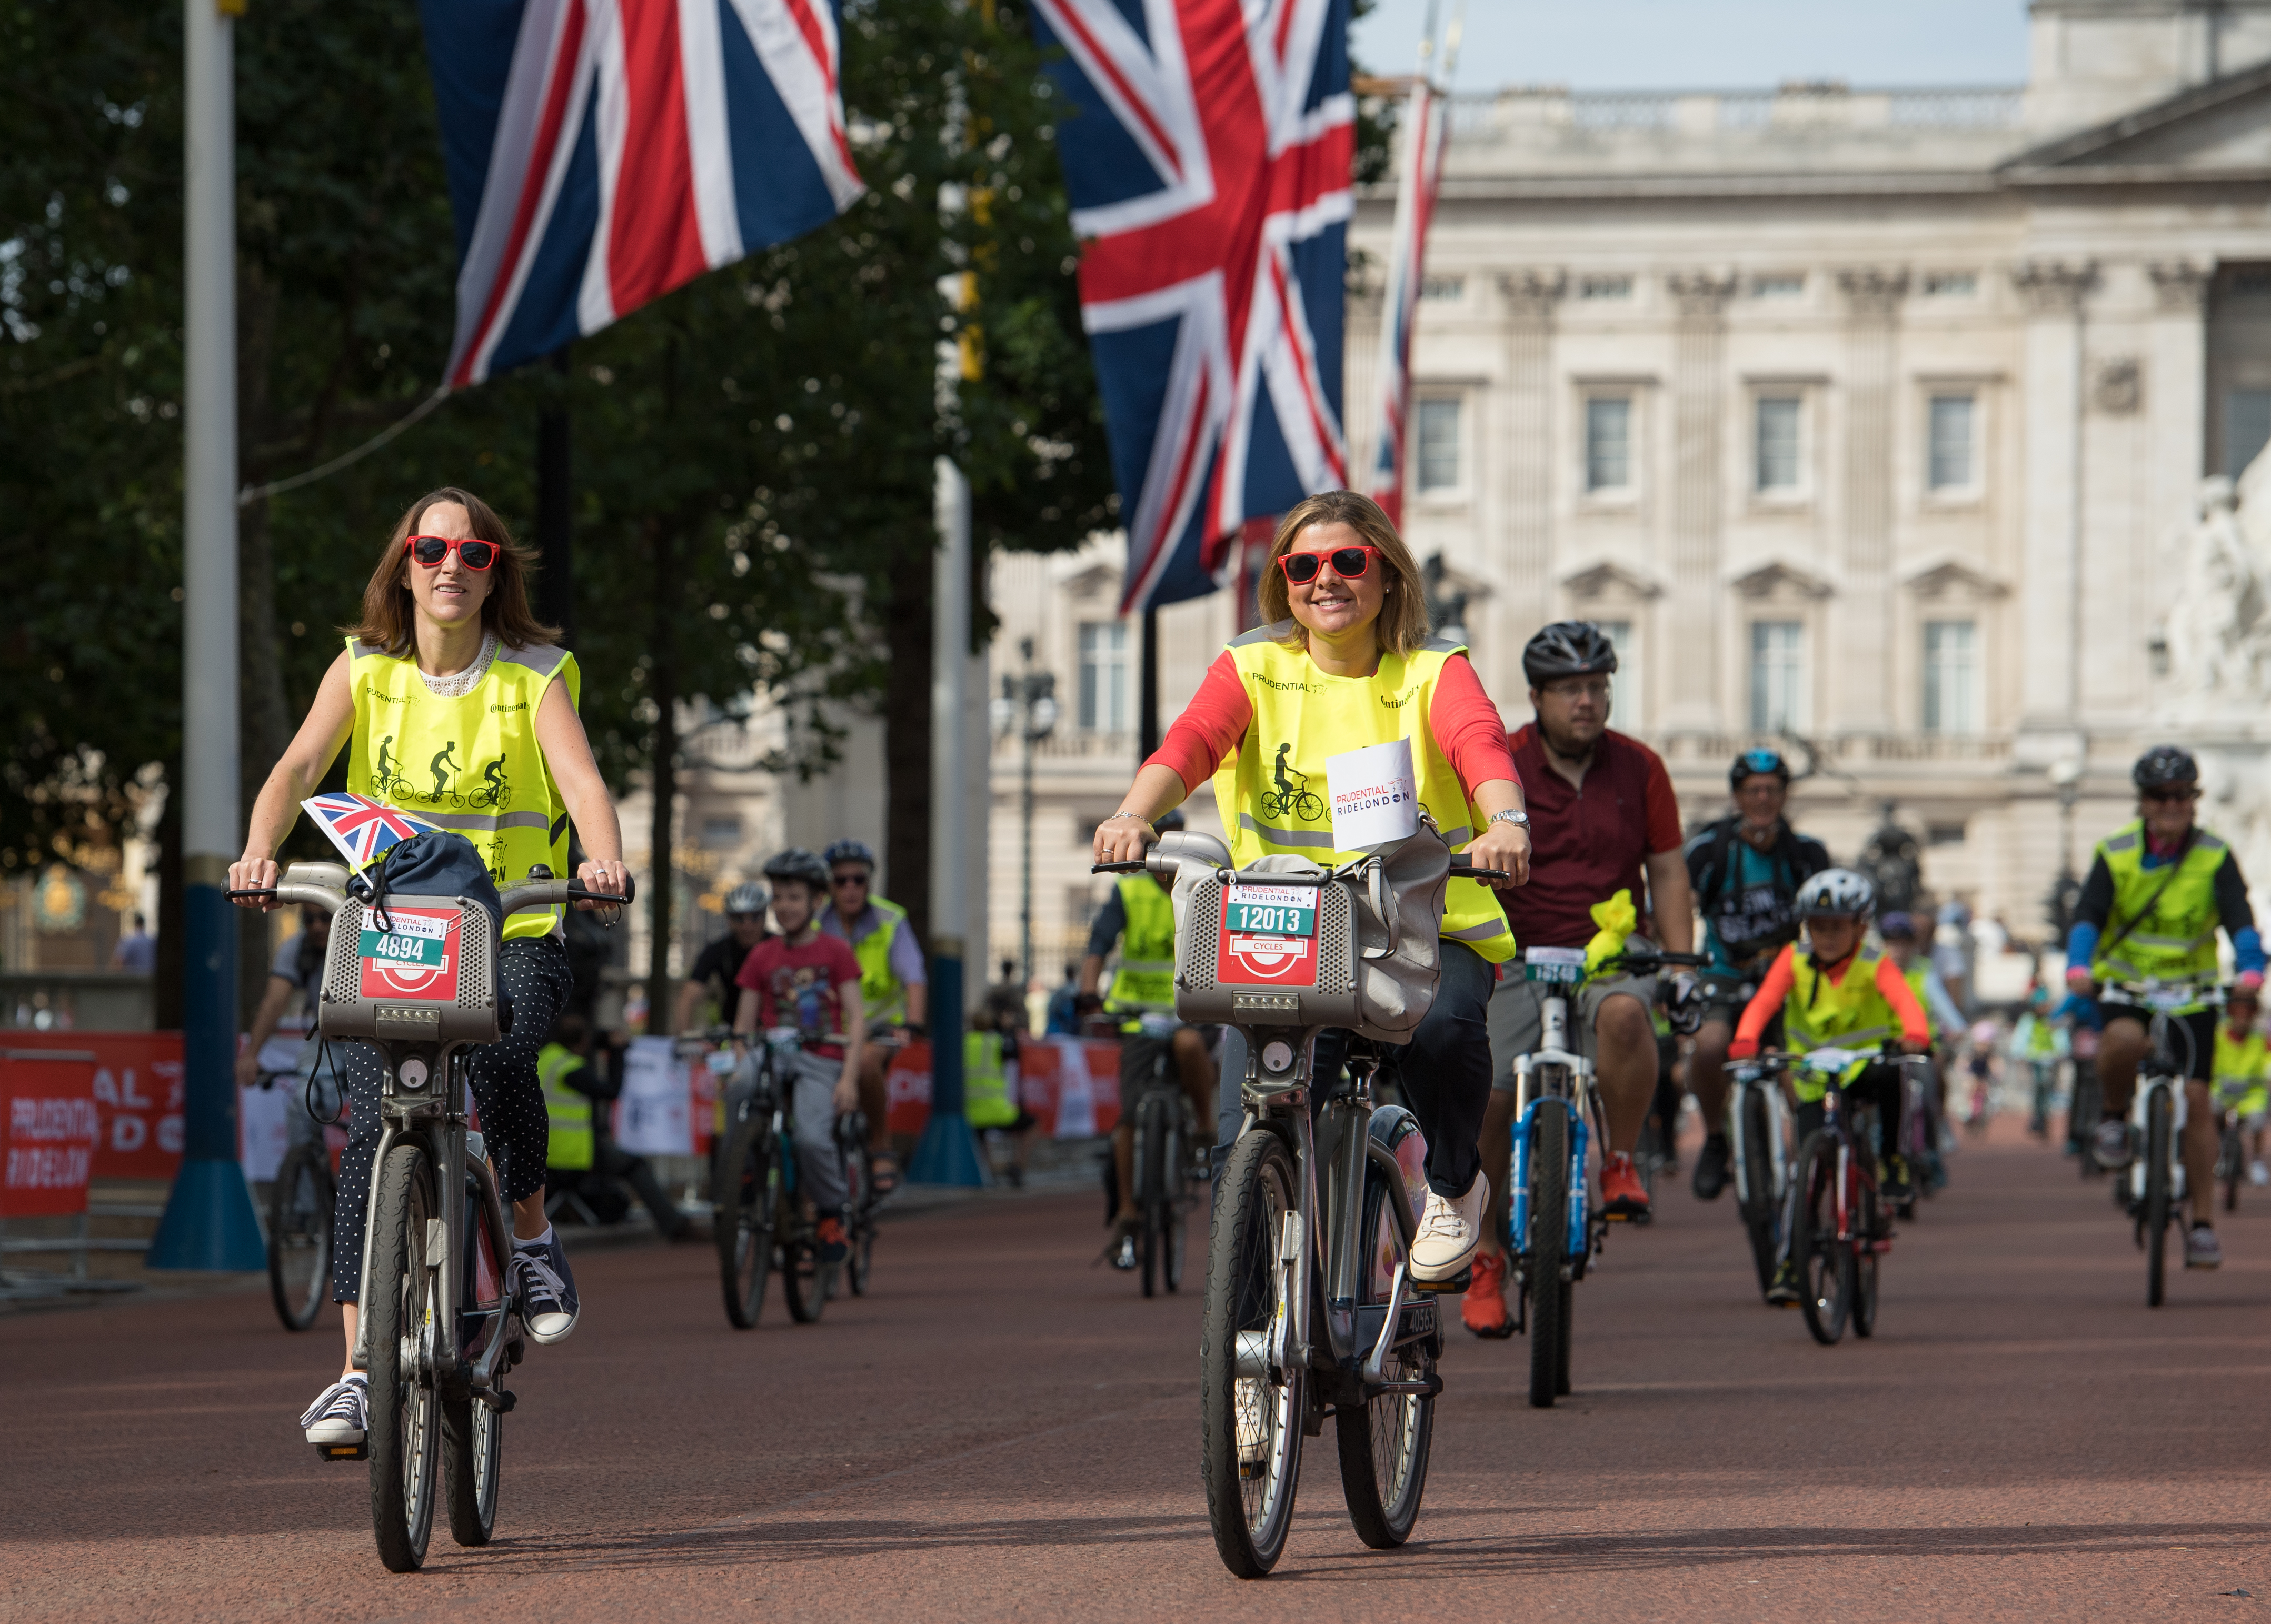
[302,794,443,872]
[1032,0,1353,613]
[421,0,865,389]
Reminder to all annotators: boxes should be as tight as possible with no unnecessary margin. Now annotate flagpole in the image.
[149,0,265,1272]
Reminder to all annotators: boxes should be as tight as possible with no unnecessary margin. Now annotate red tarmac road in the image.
[7,1124,2271,1622]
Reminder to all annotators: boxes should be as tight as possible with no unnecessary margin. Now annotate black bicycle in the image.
[1127,1058,1207,1299]
[716,1028,860,1327]
[264,1068,341,1333]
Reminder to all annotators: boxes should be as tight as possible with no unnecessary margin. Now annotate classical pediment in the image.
[1057,561,1119,599]
[1728,560,1832,601]
[1903,557,2009,600]
[2001,58,2271,183]
[1561,559,1663,601]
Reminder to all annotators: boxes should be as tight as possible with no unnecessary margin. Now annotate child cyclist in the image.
[2215,985,2271,1189]
[1725,869,1931,1306]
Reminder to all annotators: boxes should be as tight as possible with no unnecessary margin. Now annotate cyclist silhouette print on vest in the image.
[429,742,461,800]
[377,735,397,784]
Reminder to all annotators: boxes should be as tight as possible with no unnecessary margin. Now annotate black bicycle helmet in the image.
[762,847,830,890]
[822,838,876,871]
[1729,747,1791,791]
[1876,911,1917,942]
[1521,620,1618,687]
[2133,745,2199,793]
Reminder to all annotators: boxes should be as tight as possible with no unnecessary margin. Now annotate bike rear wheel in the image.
[1200,1127,1305,1578]
[441,1397,501,1547]
[2145,1085,2174,1308]
[1163,1120,1189,1295]
[1336,1162,1434,1549]
[717,1117,776,1330]
[1527,1100,1570,1409]
[1139,1100,1167,1298]
[1735,1089,1779,1300]
[367,1143,441,1572]
[2220,1122,2243,1214]
[782,1220,828,1323]
[1851,1181,1881,1339]
[1791,1131,1850,1346]
[267,1143,333,1333]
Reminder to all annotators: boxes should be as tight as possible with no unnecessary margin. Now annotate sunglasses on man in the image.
[1278,545,1381,585]
[2143,786,2199,804]
[405,534,499,570]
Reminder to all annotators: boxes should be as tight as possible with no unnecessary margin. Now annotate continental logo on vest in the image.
[1379,688,1419,710]
[1254,673,1318,693]
[490,701,527,713]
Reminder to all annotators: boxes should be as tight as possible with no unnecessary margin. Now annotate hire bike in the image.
[1502,944,1705,1408]
[1729,1045,1922,1345]
[1120,1018,1212,1299]
[715,1027,874,1328]
[1099,818,1506,1578]
[2103,979,2225,1307]
[227,859,630,1573]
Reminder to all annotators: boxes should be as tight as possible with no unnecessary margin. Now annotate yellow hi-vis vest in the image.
[964,1032,1017,1128]
[345,636,581,941]
[537,1042,594,1171]
[2215,1025,2270,1112]
[1208,622,1513,963]
[2091,821,2229,987]
[1107,873,1178,1015]
[837,896,914,1024]
[1782,945,1900,1100]
[1902,962,1938,1042]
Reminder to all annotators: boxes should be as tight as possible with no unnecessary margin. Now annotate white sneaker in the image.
[2251,1161,2268,1188]
[301,1374,368,1446]
[1410,1173,1489,1282]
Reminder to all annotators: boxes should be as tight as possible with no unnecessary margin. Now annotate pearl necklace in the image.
[419,632,499,699]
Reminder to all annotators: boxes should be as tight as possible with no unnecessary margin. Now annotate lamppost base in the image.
[145,1158,266,1271]
[907,1111,992,1188]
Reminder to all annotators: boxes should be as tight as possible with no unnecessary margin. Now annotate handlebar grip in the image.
[224,888,275,901]
[566,876,636,904]
[1091,861,1148,874]
[1448,857,1509,881]
[227,883,345,912]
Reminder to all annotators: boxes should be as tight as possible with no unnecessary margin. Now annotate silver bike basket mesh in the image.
[1174,875,1364,1031]
[316,893,503,1047]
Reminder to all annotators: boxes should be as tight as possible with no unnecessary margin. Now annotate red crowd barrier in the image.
[882,1037,1124,1138]
[4,1031,184,1181]
[2,1050,102,1218]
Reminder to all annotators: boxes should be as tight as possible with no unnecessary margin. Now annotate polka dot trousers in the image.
[330,936,572,1304]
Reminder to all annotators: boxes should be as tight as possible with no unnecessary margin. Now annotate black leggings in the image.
[331,936,572,1303]
[1795,1060,1905,1159]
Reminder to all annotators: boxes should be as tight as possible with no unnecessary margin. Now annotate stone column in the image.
[2148,261,2210,515]
[1836,267,1907,735]
[1493,269,1564,700]
[2011,260,2096,749]
[1665,270,1737,731]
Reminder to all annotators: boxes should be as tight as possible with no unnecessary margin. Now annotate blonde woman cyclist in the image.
[229,487,627,1448]
[1090,489,1531,1284]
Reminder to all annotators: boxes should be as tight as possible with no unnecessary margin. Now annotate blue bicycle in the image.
[1506,945,1702,1408]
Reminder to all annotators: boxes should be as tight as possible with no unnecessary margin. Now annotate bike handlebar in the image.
[1601,948,1709,973]
[225,875,634,918]
[1090,853,1511,881]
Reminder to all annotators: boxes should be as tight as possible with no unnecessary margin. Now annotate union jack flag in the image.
[302,794,444,872]
[421,0,865,389]
[1364,66,1447,529]
[1032,0,1353,613]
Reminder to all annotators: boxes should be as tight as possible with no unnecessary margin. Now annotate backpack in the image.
[360,830,506,942]
[1691,816,1827,959]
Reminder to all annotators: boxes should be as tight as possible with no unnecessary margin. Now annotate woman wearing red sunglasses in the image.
[228,486,627,1449]
[1090,489,1532,1286]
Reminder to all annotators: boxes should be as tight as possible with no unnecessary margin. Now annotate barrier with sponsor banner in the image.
[3,1031,184,1180]
[883,1037,1124,1139]
[2,1050,101,1218]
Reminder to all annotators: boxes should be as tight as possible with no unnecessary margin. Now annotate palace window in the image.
[1749,621,1808,733]
[1755,396,1802,493]
[2227,388,2271,478]
[1415,397,1461,494]
[1923,620,1980,735]
[1077,621,1128,733]
[1585,396,1632,492]
[1927,394,1976,491]
[1595,619,1640,730]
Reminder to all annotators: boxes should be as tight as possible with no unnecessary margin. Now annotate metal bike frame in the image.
[1508,984,1597,1274]
[1728,1067,1792,1213]
[1234,1032,1438,1403]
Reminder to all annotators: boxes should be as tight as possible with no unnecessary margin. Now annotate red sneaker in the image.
[1459,1251,1515,1339]
[1600,1152,1651,1220]
[816,1217,849,1263]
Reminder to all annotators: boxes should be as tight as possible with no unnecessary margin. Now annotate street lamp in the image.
[2047,756,2084,941]
[992,637,1059,992]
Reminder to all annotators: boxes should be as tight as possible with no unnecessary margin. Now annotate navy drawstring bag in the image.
[357,830,506,944]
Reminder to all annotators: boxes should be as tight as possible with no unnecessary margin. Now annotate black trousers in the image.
[1215,940,1496,1200]
[331,937,572,1304]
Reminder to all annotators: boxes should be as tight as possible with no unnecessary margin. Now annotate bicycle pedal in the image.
[315,1441,368,1463]
[1409,1267,1472,1295]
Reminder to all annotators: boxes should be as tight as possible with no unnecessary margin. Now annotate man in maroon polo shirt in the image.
[1462,621,1695,1338]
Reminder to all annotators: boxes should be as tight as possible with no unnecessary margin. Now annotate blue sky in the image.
[1350,1,2031,89]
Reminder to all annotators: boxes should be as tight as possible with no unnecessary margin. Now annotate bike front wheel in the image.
[267,1142,334,1333]
[1336,1158,1433,1548]
[1735,1089,1779,1300]
[717,1117,777,1330]
[1791,1131,1851,1346]
[1851,1181,1881,1339]
[1200,1127,1306,1578]
[1527,1100,1570,1408]
[366,1143,442,1572]
[2145,1086,2174,1308]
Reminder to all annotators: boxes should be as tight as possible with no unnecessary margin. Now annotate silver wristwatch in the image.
[1488,808,1530,830]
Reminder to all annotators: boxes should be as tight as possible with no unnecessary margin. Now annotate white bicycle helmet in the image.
[723,881,769,917]
[1796,867,1875,920]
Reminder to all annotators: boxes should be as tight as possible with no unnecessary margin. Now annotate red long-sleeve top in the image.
[1143,648,1519,799]
[1727,943,1932,1060]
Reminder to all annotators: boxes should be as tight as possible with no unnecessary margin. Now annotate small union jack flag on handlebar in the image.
[302,793,442,871]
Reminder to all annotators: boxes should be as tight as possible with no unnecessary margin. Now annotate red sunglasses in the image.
[1279,545,1379,585]
[405,534,498,570]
